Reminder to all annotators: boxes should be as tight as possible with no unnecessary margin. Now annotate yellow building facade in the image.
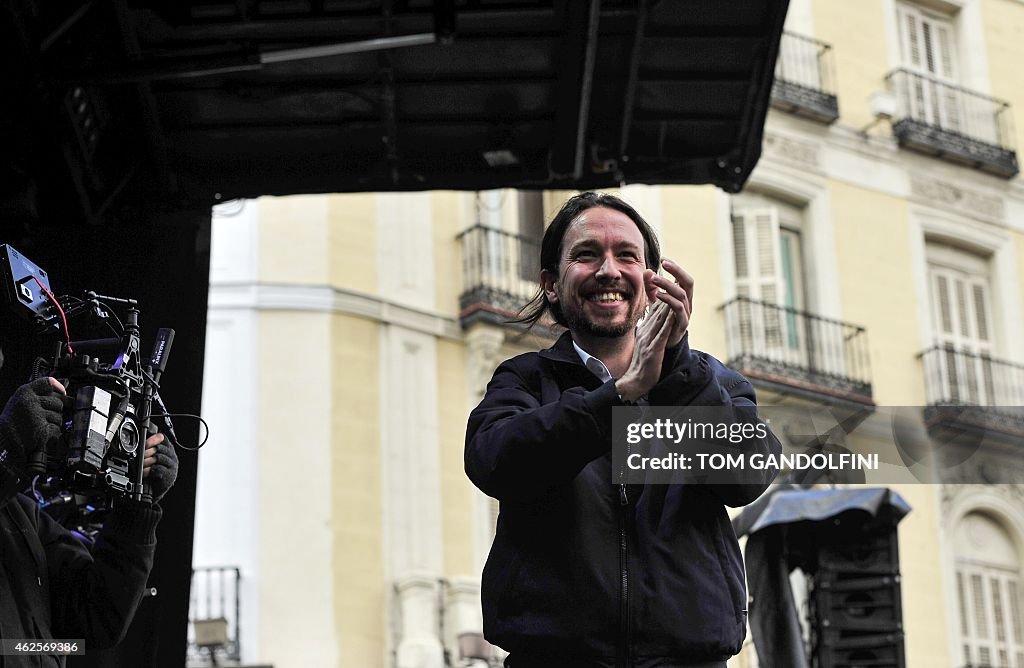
[192,1,1024,666]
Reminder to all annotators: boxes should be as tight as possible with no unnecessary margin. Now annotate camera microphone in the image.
[150,328,174,378]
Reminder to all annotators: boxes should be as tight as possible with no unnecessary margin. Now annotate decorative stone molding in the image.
[910,176,1005,223]
[394,574,445,668]
[762,131,822,171]
[443,577,486,662]
[207,282,462,340]
[941,483,1024,518]
[465,325,506,401]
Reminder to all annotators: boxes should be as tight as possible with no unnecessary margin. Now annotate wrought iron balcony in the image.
[721,297,872,405]
[771,31,839,124]
[920,345,1024,406]
[187,566,241,666]
[458,224,541,329]
[886,69,1019,178]
[919,346,1024,442]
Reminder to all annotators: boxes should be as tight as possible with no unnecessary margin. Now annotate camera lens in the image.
[118,418,140,454]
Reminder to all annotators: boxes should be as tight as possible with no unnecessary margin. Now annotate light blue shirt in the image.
[572,340,613,383]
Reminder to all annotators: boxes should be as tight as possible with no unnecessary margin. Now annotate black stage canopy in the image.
[4,0,788,228]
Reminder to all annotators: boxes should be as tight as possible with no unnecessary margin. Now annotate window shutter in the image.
[898,3,957,82]
[955,278,971,341]
[930,266,992,353]
[1010,581,1022,643]
[733,207,783,304]
[732,208,784,356]
[732,215,749,283]
[517,191,544,282]
[922,20,936,74]
[936,24,955,79]
[928,253,996,404]
[972,282,991,343]
[958,567,1024,668]
[995,579,1008,643]
[960,573,971,635]
[936,273,953,334]
[974,574,990,639]
[898,5,923,69]
[897,3,964,130]
[732,213,754,353]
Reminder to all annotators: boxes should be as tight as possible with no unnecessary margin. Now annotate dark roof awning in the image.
[3,0,788,225]
[734,487,912,538]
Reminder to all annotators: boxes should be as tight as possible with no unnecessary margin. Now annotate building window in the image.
[896,2,966,132]
[459,190,544,326]
[731,193,808,361]
[888,2,1017,177]
[517,191,544,281]
[954,512,1024,667]
[926,241,996,404]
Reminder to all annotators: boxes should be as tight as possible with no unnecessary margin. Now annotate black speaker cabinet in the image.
[809,525,906,668]
[814,632,905,668]
[814,575,903,633]
[818,529,900,576]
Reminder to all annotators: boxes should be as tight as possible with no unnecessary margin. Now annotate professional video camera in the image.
[0,244,180,535]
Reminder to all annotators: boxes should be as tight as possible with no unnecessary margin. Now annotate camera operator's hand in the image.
[142,433,177,504]
[0,378,66,474]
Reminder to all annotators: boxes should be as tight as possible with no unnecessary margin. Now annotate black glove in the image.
[145,433,178,504]
[0,378,65,474]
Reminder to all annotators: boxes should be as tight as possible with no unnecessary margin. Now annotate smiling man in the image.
[465,191,781,668]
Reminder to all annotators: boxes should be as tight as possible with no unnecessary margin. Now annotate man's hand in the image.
[142,433,178,503]
[615,300,675,402]
[0,378,66,472]
[614,259,694,402]
[650,258,693,348]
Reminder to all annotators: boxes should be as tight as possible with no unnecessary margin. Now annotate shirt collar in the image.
[572,340,613,383]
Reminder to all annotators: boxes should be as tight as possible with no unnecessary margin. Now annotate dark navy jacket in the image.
[0,461,160,668]
[465,332,781,668]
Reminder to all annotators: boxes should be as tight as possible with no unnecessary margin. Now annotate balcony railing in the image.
[187,566,241,666]
[920,345,1024,407]
[772,31,839,123]
[721,297,872,404]
[886,69,1019,178]
[458,224,541,328]
[919,346,1024,443]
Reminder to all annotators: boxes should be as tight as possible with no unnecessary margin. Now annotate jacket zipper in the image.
[619,484,630,668]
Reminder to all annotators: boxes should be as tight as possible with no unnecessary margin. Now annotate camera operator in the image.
[0,348,178,666]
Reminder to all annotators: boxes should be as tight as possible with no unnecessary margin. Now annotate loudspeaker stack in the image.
[809,523,906,668]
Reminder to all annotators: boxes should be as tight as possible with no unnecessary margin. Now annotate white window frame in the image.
[730,192,825,374]
[925,242,998,404]
[956,563,1024,667]
[883,0,993,96]
[952,510,1024,668]
[909,211,1023,385]
[941,491,1024,668]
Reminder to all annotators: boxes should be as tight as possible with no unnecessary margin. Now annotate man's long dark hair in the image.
[515,191,661,329]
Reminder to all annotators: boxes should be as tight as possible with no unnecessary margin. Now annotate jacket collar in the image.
[538,331,608,391]
[538,330,585,366]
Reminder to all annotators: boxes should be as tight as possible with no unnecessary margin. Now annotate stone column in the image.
[395,574,444,668]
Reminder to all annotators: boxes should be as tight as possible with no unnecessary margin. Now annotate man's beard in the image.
[559,288,647,338]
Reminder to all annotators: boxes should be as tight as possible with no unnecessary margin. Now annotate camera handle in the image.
[132,328,174,503]
[26,448,47,477]
[24,343,66,477]
[132,370,155,503]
